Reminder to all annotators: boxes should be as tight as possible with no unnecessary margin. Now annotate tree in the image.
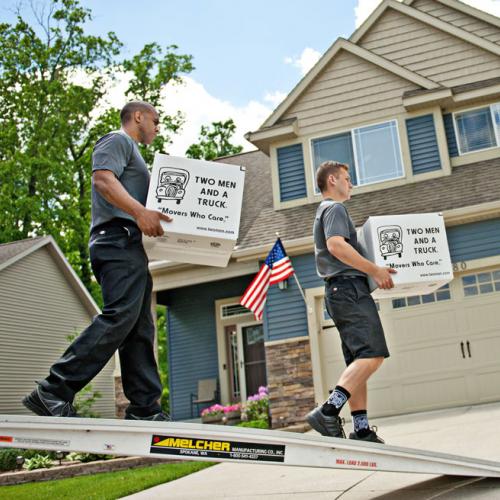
[186,119,243,160]
[0,0,194,298]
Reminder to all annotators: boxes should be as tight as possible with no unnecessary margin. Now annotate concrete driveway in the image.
[122,402,500,499]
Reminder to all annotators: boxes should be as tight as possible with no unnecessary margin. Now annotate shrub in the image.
[237,419,268,429]
[24,454,53,470]
[0,449,19,471]
[67,452,112,463]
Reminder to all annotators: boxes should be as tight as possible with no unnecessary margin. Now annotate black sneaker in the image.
[22,386,80,417]
[349,426,384,443]
[306,407,345,438]
[125,411,170,421]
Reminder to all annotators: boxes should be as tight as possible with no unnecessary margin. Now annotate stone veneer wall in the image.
[265,337,315,429]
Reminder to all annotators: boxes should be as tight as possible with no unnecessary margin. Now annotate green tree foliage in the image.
[186,119,243,160]
[156,305,170,414]
[0,0,193,298]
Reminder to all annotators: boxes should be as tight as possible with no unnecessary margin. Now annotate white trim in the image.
[305,286,327,405]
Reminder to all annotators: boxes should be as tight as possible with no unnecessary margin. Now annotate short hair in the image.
[316,160,349,193]
[120,101,156,124]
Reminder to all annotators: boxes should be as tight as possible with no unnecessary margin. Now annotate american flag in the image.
[240,238,295,320]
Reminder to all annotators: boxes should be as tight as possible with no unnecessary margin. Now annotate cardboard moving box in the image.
[143,154,245,267]
[358,213,453,299]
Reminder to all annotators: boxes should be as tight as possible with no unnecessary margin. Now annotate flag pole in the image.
[275,233,310,311]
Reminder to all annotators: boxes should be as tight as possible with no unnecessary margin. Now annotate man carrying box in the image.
[23,101,172,421]
[306,161,396,442]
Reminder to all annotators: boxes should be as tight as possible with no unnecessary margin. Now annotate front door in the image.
[228,322,267,401]
[240,323,267,399]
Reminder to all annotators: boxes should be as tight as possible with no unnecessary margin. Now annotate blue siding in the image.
[447,218,500,262]
[443,113,459,157]
[265,254,323,342]
[277,144,307,202]
[165,275,253,421]
[406,115,442,174]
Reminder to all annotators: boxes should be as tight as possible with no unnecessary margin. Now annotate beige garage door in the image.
[315,267,500,418]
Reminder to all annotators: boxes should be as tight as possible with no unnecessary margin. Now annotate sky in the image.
[2,0,500,155]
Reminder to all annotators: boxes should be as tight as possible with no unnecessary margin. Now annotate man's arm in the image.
[93,170,172,237]
[327,236,396,289]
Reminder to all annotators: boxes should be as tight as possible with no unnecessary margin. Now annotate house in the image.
[0,236,116,417]
[152,0,500,425]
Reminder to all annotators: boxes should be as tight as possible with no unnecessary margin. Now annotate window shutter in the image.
[443,113,458,157]
[406,114,442,174]
[276,144,307,202]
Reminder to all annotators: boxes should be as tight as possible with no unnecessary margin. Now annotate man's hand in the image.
[136,209,172,237]
[371,266,397,289]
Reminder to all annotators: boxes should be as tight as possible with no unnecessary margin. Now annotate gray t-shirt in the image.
[313,199,366,279]
[91,130,150,230]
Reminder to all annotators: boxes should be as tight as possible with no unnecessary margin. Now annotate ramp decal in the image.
[150,435,285,462]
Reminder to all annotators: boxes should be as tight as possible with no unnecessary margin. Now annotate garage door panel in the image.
[401,374,469,412]
[387,307,459,348]
[466,333,500,367]
[396,341,465,379]
[462,301,500,334]
[475,370,500,403]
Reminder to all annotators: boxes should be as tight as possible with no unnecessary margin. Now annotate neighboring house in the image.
[0,236,116,417]
[152,0,500,425]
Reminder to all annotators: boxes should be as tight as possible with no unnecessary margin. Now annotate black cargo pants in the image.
[41,219,162,416]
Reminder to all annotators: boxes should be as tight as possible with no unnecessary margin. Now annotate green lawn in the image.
[0,460,214,500]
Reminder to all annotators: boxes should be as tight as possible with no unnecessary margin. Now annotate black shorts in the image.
[324,275,390,366]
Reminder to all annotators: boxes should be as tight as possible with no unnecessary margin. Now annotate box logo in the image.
[156,167,190,205]
[378,225,403,259]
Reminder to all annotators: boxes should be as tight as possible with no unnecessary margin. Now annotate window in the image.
[221,303,253,319]
[312,120,404,193]
[454,103,500,154]
[392,283,451,309]
[312,132,357,187]
[462,270,500,297]
[353,121,404,184]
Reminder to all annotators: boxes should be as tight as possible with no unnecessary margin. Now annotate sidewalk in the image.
[122,402,500,499]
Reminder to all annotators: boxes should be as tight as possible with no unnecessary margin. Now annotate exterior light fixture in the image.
[278,279,288,290]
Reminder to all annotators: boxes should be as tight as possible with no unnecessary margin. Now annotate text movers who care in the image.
[358,213,453,299]
[143,153,245,267]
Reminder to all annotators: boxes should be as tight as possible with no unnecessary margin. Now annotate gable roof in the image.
[352,0,500,55]
[260,37,439,129]
[257,0,500,131]
[403,0,500,30]
[0,236,99,315]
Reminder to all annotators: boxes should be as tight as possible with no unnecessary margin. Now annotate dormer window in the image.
[311,120,404,194]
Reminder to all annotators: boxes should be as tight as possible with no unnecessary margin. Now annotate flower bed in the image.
[201,386,269,427]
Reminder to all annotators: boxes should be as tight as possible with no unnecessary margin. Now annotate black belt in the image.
[91,217,139,235]
[324,274,366,284]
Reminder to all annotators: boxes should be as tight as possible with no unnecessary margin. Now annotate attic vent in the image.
[221,303,252,319]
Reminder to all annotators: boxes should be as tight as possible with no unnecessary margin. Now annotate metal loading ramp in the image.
[1,415,500,477]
